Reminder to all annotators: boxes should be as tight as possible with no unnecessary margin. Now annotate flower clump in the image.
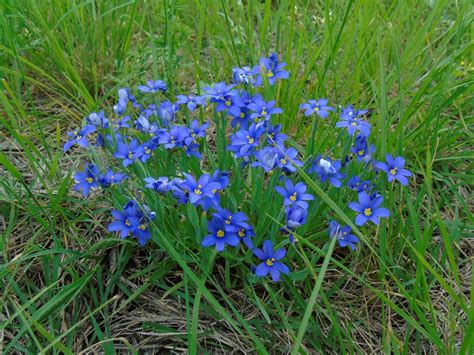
[64,53,412,282]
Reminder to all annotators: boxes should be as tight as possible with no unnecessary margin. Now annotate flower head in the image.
[252,54,289,86]
[176,94,207,112]
[144,177,170,193]
[98,170,127,188]
[251,146,278,173]
[309,156,346,188]
[63,125,96,152]
[180,173,222,210]
[253,240,290,281]
[108,201,155,245]
[275,179,314,209]
[227,123,265,158]
[348,192,390,226]
[201,216,240,252]
[328,221,359,250]
[375,154,412,185]
[285,205,308,229]
[274,144,303,173]
[113,139,141,167]
[248,97,282,124]
[74,163,100,196]
[138,79,167,93]
[300,99,334,118]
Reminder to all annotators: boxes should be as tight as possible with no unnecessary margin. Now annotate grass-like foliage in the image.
[0,0,472,353]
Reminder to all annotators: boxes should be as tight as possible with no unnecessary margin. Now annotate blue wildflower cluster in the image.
[64,53,412,282]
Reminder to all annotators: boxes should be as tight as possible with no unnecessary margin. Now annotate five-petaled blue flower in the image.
[274,144,303,173]
[275,179,314,209]
[253,240,290,282]
[351,135,375,162]
[300,99,334,118]
[248,97,283,124]
[328,221,359,250]
[375,154,412,186]
[138,79,167,93]
[347,175,372,192]
[348,192,390,226]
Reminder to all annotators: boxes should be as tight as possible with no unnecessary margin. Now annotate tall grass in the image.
[1,0,473,353]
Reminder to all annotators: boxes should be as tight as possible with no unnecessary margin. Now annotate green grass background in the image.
[0,0,473,353]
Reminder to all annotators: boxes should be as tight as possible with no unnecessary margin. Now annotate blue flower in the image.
[144,176,170,193]
[275,179,314,209]
[348,192,390,226]
[176,94,207,111]
[248,97,283,124]
[300,99,334,118]
[98,170,127,188]
[328,221,359,250]
[87,111,109,128]
[108,116,131,130]
[136,140,156,163]
[157,126,189,149]
[212,209,253,246]
[309,156,346,188]
[253,240,290,282]
[275,145,303,173]
[375,154,412,186]
[252,54,289,86]
[351,135,375,162]
[204,82,235,103]
[189,120,209,140]
[113,88,129,115]
[251,146,278,173]
[108,201,155,245]
[201,216,240,252]
[180,173,222,210]
[285,205,308,229]
[63,125,96,152]
[74,163,100,196]
[138,79,167,93]
[266,123,287,145]
[227,123,265,158]
[113,139,141,167]
[232,66,255,85]
[158,101,180,125]
[347,176,372,192]
[336,105,370,136]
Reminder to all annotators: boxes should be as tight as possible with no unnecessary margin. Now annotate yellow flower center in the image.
[216,230,225,238]
[170,136,175,143]
[351,121,358,127]
[280,158,287,165]
[390,167,398,175]
[238,229,245,237]
[194,188,202,195]
[127,151,133,159]
[76,135,82,140]
[364,208,372,216]
[240,112,245,118]
[145,147,151,154]
[191,132,196,138]
[266,257,275,266]
[358,150,365,156]
[211,189,217,194]
[125,219,131,227]
[289,192,297,202]
[261,109,267,116]
[138,224,146,231]
[313,107,319,112]
[266,70,274,78]
[225,98,232,106]
[85,177,94,183]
